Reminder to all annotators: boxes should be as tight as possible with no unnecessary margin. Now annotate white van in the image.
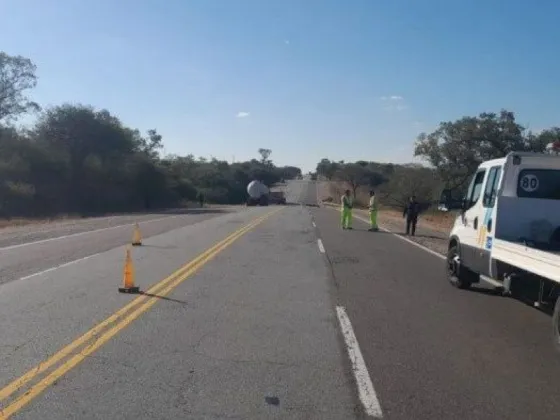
[439,151,560,350]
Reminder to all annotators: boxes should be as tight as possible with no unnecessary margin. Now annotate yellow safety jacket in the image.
[369,196,378,211]
[341,195,353,209]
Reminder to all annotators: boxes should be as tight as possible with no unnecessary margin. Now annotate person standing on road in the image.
[368,190,379,232]
[403,195,420,236]
[197,191,205,208]
[341,189,353,230]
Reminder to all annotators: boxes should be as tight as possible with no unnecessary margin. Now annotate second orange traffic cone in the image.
[132,223,142,246]
[118,247,140,294]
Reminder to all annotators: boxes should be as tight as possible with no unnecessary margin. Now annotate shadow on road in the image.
[464,285,504,296]
[464,283,555,317]
[140,291,188,305]
[137,244,178,250]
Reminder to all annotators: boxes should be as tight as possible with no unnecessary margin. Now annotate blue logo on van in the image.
[485,236,493,250]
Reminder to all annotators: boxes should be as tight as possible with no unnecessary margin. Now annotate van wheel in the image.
[552,297,560,353]
[447,245,473,289]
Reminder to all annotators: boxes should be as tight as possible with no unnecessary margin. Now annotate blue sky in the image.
[1,0,559,172]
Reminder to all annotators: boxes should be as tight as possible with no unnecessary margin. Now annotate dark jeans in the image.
[406,216,418,236]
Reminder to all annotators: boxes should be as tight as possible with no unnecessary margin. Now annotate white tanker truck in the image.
[246,180,270,206]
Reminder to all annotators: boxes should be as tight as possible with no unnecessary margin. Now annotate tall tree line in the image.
[317,110,560,208]
[0,52,301,218]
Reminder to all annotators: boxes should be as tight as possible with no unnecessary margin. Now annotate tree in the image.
[258,148,272,165]
[316,158,340,180]
[380,165,441,208]
[0,52,40,122]
[31,104,139,211]
[532,127,560,152]
[414,109,540,191]
[334,163,369,197]
[0,51,304,218]
[276,165,301,180]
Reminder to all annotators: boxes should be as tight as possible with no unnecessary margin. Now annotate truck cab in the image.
[439,151,560,350]
[441,152,560,287]
[442,156,507,282]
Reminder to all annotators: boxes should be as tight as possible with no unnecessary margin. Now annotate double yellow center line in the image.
[0,208,281,419]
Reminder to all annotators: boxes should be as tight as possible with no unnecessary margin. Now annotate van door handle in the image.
[473,217,478,230]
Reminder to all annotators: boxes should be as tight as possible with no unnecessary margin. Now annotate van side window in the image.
[465,170,486,210]
[483,166,502,208]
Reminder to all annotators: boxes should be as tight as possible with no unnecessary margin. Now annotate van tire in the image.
[447,244,473,289]
[552,297,560,353]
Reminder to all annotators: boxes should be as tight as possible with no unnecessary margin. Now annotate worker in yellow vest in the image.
[368,190,379,231]
[341,189,353,230]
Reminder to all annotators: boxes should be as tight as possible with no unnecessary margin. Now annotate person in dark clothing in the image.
[403,195,420,236]
[197,191,205,208]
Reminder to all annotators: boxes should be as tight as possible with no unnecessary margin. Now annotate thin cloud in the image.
[380,95,404,101]
[380,95,408,111]
[236,111,250,118]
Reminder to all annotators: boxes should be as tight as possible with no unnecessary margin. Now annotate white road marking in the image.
[312,221,316,228]
[315,181,321,206]
[0,215,177,251]
[384,226,446,260]
[18,252,103,281]
[324,205,446,261]
[317,238,325,253]
[336,306,383,418]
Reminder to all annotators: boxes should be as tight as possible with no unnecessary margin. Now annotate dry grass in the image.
[322,181,455,235]
[0,215,82,229]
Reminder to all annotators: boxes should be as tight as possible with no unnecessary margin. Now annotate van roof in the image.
[480,151,560,168]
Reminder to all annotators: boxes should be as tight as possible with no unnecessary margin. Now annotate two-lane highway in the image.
[2,179,560,419]
[0,197,359,419]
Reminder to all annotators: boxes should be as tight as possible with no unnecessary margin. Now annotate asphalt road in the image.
[0,190,359,420]
[2,180,559,419]
[0,208,238,285]
[309,182,560,420]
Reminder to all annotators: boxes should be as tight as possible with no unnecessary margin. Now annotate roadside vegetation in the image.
[317,110,560,219]
[0,52,301,219]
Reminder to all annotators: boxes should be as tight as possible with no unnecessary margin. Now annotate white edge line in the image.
[336,305,383,418]
[324,206,446,261]
[317,238,325,253]
[0,215,178,251]
[18,252,102,281]
[312,221,316,228]
[376,223,445,260]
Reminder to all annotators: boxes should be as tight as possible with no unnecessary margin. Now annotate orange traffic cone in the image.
[118,247,140,293]
[132,223,142,246]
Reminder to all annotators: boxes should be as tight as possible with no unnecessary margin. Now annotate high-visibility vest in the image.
[369,196,378,211]
[341,195,352,209]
